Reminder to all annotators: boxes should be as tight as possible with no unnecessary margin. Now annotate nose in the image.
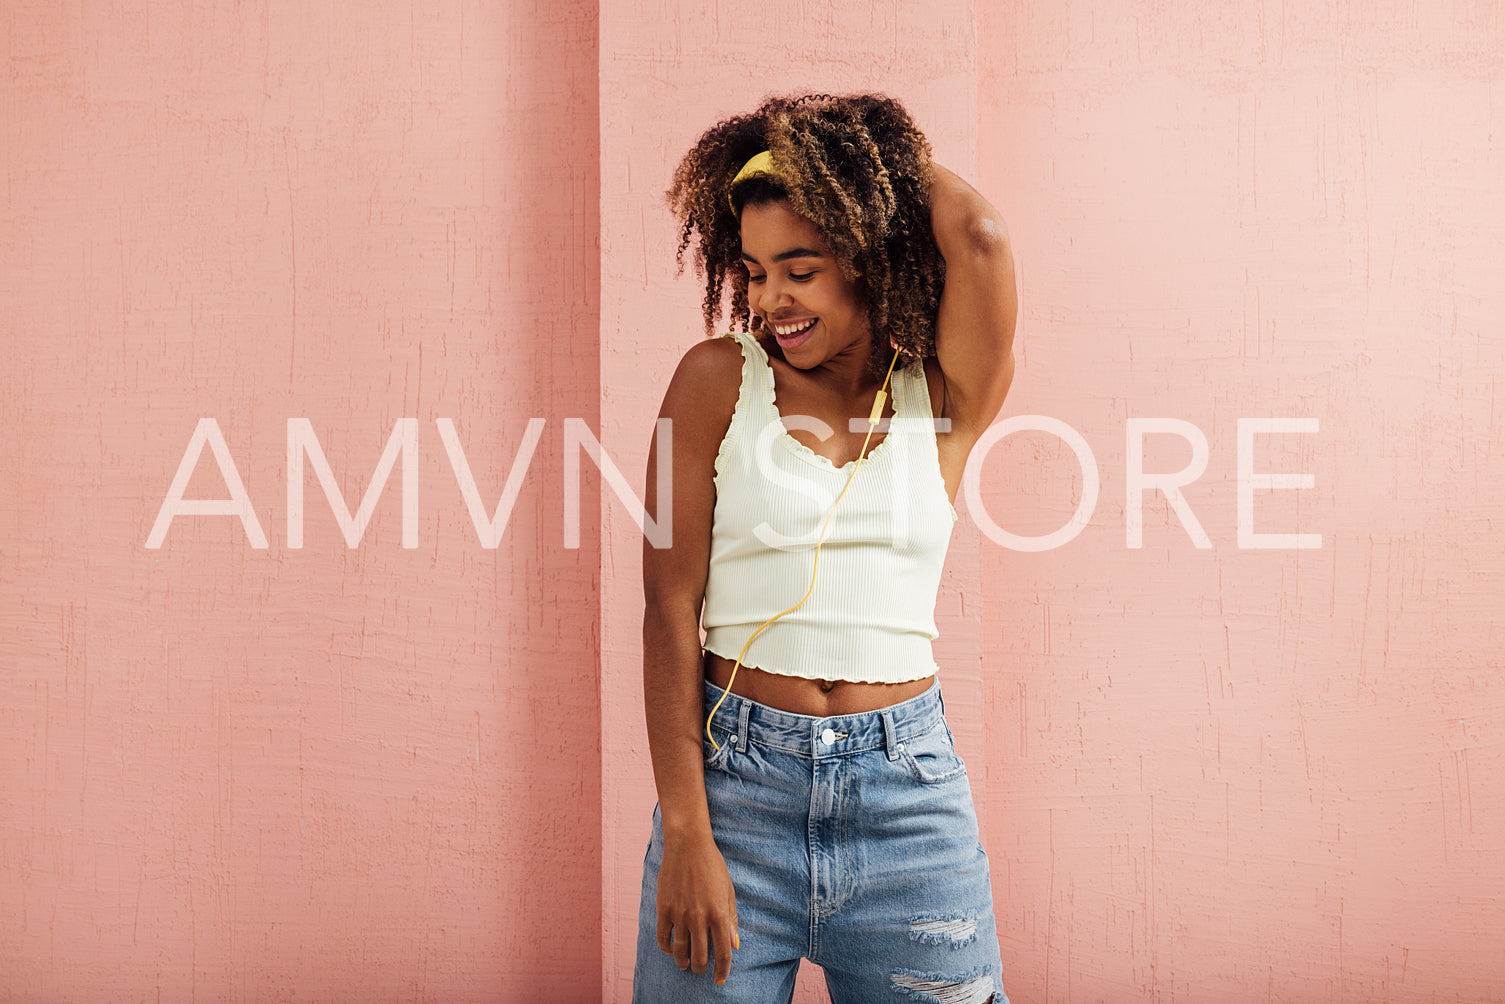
[753,274,794,315]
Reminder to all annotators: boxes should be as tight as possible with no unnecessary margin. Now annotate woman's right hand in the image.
[655,833,740,986]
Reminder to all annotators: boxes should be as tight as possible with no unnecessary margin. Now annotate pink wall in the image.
[5,1,1505,1001]
[597,2,980,1000]
[975,2,1505,1000]
[1,1,601,1000]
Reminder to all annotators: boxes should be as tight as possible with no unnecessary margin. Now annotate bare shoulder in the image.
[657,334,746,453]
[642,334,745,608]
[667,333,744,395]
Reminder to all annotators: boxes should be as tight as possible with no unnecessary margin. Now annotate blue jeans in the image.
[632,679,1008,1004]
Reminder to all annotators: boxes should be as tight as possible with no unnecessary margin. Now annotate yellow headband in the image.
[727,150,782,212]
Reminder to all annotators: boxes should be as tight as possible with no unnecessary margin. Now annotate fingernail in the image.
[733,932,740,949]
[717,978,726,986]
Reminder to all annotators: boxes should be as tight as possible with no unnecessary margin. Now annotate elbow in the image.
[643,593,702,635]
[935,210,1012,265]
[964,214,1011,258]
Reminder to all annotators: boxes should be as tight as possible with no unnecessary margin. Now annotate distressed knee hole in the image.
[890,968,996,1004]
[907,914,979,948]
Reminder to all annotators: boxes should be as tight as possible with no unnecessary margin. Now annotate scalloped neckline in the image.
[754,335,904,474]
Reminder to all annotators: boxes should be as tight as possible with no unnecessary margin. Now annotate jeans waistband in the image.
[701,678,947,761]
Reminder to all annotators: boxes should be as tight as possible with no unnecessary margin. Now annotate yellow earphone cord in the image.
[705,345,904,750]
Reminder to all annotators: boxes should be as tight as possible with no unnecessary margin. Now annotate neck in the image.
[813,332,887,397]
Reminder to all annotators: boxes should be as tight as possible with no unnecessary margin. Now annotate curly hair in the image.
[666,93,945,381]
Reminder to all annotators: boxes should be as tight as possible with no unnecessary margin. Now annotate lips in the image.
[770,317,816,336]
[770,317,817,349]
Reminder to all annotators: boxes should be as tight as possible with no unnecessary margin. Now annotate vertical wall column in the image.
[597,3,979,999]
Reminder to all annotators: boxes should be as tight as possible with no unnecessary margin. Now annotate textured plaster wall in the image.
[1,1,601,1000]
[976,2,1505,1001]
[4,0,1505,1002]
[596,2,978,999]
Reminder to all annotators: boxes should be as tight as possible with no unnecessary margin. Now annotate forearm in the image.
[643,601,715,845]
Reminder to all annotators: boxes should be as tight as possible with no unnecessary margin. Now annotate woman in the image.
[634,93,1017,1004]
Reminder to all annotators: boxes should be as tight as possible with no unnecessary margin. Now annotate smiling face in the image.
[739,199,869,367]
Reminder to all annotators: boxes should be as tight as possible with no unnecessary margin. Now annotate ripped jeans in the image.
[632,678,1009,1004]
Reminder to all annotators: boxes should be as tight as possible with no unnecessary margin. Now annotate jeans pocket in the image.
[899,722,967,784]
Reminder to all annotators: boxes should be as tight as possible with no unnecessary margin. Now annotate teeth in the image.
[774,319,815,337]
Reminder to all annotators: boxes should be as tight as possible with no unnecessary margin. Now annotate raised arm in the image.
[929,161,1019,434]
[641,335,743,986]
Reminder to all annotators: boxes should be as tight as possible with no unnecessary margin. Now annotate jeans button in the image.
[820,727,836,746]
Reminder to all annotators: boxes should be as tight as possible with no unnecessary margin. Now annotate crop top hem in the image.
[700,638,940,686]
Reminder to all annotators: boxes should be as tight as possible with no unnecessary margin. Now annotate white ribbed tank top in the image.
[700,328,958,684]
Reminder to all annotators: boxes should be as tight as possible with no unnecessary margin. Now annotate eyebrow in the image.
[740,247,825,264]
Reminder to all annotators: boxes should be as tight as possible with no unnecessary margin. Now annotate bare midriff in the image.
[702,649,935,718]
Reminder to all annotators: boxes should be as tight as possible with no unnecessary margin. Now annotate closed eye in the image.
[745,271,815,283]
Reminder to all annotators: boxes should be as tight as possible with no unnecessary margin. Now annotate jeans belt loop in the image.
[736,700,752,753]
[881,708,900,761]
